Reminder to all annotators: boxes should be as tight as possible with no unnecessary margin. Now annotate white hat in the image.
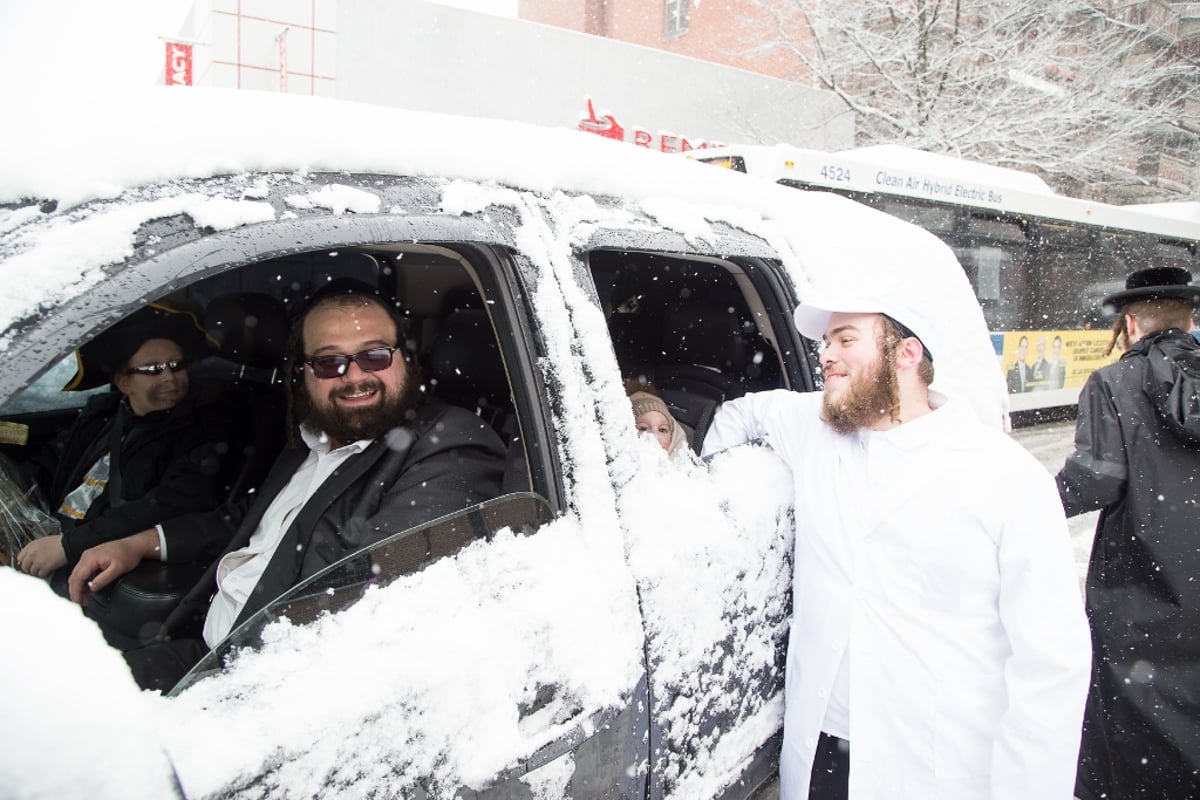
[792,285,938,362]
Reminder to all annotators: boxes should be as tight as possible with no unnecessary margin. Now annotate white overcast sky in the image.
[0,0,516,97]
[0,0,192,93]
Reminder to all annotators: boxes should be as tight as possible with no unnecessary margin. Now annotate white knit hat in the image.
[629,391,674,434]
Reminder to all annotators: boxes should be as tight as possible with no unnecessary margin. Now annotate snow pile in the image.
[0,570,180,800]
[157,518,644,799]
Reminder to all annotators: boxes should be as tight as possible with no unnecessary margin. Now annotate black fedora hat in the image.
[63,303,217,391]
[1103,266,1200,311]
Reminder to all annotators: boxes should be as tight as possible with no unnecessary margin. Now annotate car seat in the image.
[200,292,291,501]
[425,308,528,494]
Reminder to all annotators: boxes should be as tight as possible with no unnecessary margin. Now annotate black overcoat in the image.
[1057,328,1200,798]
[22,388,238,565]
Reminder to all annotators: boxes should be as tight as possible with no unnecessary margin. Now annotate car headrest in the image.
[427,309,509,406]
[660,306,748,372]
[203,292,290,369]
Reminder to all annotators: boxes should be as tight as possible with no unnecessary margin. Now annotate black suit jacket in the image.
[157,397,505,639]
[22,387,238,565]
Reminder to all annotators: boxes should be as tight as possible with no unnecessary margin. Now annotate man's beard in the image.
[296,372,422,446]
[821,351,899,435]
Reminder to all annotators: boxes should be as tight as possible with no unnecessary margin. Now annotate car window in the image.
[0,353,108,415]
[589,249,791,449]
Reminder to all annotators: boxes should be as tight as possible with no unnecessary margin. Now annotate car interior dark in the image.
[588,249,789,450]
[0,242,534,644]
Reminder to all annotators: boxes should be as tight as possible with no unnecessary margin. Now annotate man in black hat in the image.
[13,304,238,589]
[66,288,506,690]
[1056,266,1200,799]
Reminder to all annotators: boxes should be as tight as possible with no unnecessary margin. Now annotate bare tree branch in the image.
[739,0,1198,200]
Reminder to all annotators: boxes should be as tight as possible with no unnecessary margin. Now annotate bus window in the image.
[968,214,1028,242]
[692,155,746,173]
[975,246,1005,302]
[878,199,956,232]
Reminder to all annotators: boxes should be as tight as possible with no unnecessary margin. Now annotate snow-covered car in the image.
[0,88,1006,800]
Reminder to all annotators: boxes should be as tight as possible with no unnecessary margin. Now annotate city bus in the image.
[689,144,1200,415]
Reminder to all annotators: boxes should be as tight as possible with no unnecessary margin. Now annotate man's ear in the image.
[894,336,926,371]
[111,371,130,396]
[1124,312,1144,342]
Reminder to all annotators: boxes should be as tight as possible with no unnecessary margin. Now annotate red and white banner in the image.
[165,42,193,86]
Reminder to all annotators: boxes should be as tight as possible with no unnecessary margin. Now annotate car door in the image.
[168,493,650,800]
[1,173,653,800]
[549,212,814,798]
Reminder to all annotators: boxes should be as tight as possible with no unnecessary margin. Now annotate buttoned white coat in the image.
[703,390,1091,800]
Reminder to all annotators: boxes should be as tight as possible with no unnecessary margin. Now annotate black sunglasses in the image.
[125,359,189,376]
[300,346,398,380]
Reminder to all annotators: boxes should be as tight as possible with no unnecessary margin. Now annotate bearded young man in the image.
[701,290,1091,800]
[69,288,506,691]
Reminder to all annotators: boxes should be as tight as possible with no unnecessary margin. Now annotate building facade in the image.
[519,0,809,83]
[521,0,1199,202]
[162,0,851,155]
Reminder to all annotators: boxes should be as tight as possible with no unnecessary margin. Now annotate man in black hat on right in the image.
[1057,266,1200,799]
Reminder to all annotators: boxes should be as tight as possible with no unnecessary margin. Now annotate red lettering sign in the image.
[577,96,723,151]
[578,98,624,141]
[165,42,192,87]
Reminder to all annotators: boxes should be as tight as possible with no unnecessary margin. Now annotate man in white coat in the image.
[701,288,1091,800]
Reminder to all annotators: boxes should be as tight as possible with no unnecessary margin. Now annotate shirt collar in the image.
[299,423,373,456]
[864,390,953,450]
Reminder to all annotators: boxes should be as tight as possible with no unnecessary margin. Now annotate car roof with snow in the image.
[0,86,1006,426]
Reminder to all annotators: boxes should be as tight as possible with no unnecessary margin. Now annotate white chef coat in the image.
[702,390,1090,800]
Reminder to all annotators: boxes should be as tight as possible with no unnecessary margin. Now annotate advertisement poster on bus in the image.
[994,330,1119,398]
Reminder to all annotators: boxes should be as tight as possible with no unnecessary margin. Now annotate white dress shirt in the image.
[202,427,371,647]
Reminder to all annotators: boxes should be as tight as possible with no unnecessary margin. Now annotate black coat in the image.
[1056,328,1200,798]
[22,388,238,565]
[157,397,506,640]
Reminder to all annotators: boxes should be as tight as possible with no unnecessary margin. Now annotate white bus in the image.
[690,144,1200,415]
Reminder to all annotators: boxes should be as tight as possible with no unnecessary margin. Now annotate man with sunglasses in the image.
[68,287,507,690]
[14,304,237,598]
